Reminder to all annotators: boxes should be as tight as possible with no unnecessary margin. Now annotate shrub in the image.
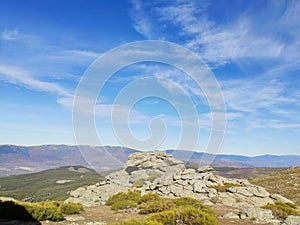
[108,218,163,225]
[141,193,162,203]
[172,197,216,216]
[262,202,300,220]
[106,190,142,205]
[177,206,219,225]
[139,198,174,214]
[208,183,243,192]
[0,200,35,220]
[111,200,138,211]
[0,200,84,221]
[172,197,202,208]
[146,210,177,225]
[60,202,83,214]
[133,179,146,187]
[22,202,64,221]
[146,207,219,225]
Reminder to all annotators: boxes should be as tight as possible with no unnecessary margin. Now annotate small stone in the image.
[223,212,240,219]
[197,166,214,173]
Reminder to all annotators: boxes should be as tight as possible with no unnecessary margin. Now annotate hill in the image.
[250,166,300,205]
[0,145,137,176]
[1,145,300,177]
[0,166,104,202]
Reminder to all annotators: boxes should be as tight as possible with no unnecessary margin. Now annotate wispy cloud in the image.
[40,49,101,63]
[1,28,19,40]
[129,0,155,39]
[0,64,71,97]
[1,28,39,44]
[130,0,300,65]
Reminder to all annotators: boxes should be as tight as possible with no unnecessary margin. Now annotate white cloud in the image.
[0,64,71,97]
[1,29,19,40]
[1,28,39,44]
[41,49,101,63]
[130,0,299,65]
[129,0,154,39]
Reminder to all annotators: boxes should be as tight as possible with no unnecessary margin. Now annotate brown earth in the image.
[39,204,273,225]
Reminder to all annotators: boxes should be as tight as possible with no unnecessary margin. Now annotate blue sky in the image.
[0,0,300,156]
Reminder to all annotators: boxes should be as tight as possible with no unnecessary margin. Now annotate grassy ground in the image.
[0,166,103,202]
[250,166,300,205]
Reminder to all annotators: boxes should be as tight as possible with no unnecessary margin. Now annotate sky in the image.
[0,0,300,156]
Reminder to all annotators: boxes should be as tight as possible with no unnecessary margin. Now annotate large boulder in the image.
[240,207,274,221]
[284,215,300,225]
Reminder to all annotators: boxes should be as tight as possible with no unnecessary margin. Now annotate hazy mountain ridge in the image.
[1,145,300,177]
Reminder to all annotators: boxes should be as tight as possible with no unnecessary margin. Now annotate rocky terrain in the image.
[67,151,300,224]
[251,166,300,205]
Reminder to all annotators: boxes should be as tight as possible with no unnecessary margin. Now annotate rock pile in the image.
[66,151,299,224]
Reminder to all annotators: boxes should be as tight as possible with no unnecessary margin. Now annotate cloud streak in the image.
[130,0,300,66]
[0,64,72,97]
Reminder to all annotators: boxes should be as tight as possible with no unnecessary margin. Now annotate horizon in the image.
[1,0,300,156]
[1,143,300,157]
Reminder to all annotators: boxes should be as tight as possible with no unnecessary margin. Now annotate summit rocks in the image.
[66,151,297,223]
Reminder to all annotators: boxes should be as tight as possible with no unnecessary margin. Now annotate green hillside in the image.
[250,166,300,205]
[0,166,104,202]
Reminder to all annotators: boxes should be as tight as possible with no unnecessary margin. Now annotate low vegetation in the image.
[208,183,243,192]
[111,200,138,210]
[105,190,142,205]
[261,202,300,220]
[0,199,83,221]
[251,166,300,205]
[109,218,163,225]
[0,166,103,202]
[106,191,219,225]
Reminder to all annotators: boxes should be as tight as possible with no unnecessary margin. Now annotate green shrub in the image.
[0,200,84,221]
[139,198,174,214]
[172,197,216,216]
[60,202,83,214]
[22,202,64,221]
[141,193,162,203]
[106,190,142,205]
[0,200,35,220]
[146,210,177,225]
[108,218,163,225]
[133,179,146,187]
[208,183,243,192]
[177,206,219,225]
[111,200,138,211]
[262,202,300,220]
[146,207,219,225]
[172,197,202,208]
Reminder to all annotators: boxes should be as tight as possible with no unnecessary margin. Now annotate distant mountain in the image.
[167,150,300,168]
[0,145,137,177]
[1,145,300,177]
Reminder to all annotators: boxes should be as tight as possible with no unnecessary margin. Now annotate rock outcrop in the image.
[66,151,297,223]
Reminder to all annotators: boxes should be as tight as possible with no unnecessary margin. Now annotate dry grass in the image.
[250,166,300,205]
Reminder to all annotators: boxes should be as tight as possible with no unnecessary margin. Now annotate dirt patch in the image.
[39,204,274,225]
[41,205,146,225]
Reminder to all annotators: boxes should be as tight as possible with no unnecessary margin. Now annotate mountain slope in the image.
[250,166,300,205]
[0,166,103,202]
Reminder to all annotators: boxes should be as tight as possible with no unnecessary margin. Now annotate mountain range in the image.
[1,144,300,177]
